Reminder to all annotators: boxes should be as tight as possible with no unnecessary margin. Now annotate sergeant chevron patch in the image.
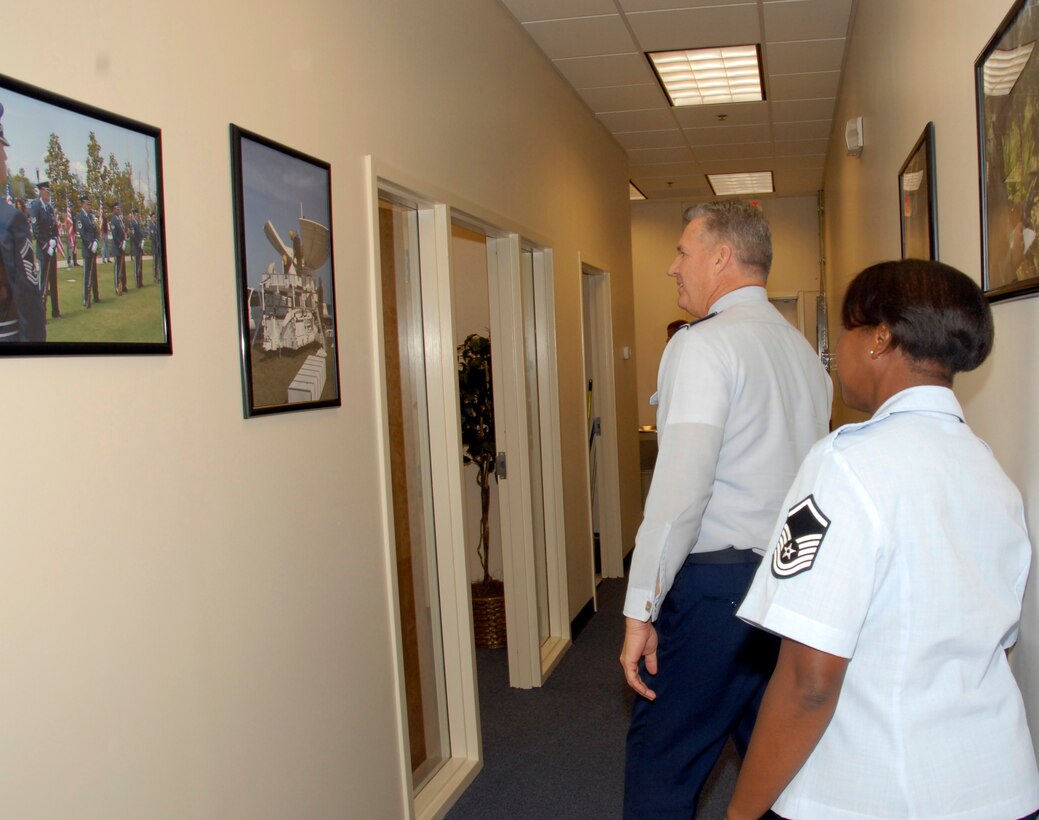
[772,495,830,579]
[18,237,39,287]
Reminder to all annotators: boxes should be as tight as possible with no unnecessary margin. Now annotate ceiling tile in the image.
[766,38,846,74]
[553,53,655,88]
[614,129,687,149]
[773,138,829,156]
[499,0,617,23]
[494,0,856,200]
[524,15,635,59]
[598,109,677,131]
[578,84,670,112]
[772,154,826,169]
[629,161,704,178]
[632,175,713,197]
[763,0,854,42]
[700,158,778,174]
[695,142,774,161]
[620,0,750,11]
[769,71,841,100]
[771,166,826,195]
[684,123,773,146]
[626,5,762,52]
[772,120,831,141]
[673,101,770,128]
[626,146,697,164]
[771,97,835,123]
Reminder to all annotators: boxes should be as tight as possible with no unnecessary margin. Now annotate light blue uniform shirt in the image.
[740,386,1039,819]
[624,286,831,621]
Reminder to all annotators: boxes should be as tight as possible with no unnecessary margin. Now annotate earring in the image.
[869,349,874,356]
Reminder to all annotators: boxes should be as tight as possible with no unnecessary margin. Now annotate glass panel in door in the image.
[519,248,550,646]
[378,198,449,791]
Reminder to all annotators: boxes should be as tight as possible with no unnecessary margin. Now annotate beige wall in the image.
[825,0,1039,749]
[0,0,637,817]
[631,196,823,429]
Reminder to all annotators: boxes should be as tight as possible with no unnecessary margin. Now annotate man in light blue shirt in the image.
[620,200,831,819]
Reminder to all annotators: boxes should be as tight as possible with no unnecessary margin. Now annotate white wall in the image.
[630,196,823,428]
[825,0,1039,750]
[0,1,637,817]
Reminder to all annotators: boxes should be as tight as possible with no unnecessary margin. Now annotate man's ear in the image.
[713,242,732,273]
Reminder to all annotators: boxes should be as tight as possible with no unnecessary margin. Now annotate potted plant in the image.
[457,332,505,648]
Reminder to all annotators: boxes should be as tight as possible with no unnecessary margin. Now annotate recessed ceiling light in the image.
[629,181,646,201]
[648,45,764,107]
[706,171,774,196]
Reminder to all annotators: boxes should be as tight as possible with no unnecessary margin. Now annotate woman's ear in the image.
[873,323,893,357]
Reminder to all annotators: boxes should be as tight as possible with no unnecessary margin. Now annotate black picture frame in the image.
[230,125,341,418]
[0,73,171,354]
[976,0,1039,301]
[898,122,938,260]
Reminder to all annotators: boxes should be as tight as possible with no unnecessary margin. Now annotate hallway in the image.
[446,577,739,818]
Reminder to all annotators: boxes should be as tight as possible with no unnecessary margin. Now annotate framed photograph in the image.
[0,74,171,354]
[976,0,1039,301]
[898,122,938,260]
[230,125,340,417]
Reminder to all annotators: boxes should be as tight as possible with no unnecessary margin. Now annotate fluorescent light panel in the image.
[649,45,764,107]
[629,181,646,201]
[707,171,774,195]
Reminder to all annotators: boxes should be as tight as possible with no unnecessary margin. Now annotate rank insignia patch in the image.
[772,495,830,579]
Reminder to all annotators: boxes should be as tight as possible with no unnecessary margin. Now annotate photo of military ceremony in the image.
[233,129,338,415]
[0,79,167,349]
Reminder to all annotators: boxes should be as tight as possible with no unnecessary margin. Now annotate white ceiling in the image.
[497,0,857,201]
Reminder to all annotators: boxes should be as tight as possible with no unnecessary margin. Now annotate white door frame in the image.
[581,260,624,580]
[484,232,569,688]
[366,154,572,817]
[366,159,480,820]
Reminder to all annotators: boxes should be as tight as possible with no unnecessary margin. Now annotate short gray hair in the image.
[683,200,772,277]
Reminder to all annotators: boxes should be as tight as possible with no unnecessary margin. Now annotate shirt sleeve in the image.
[624,330,733,621]
[623,421,723,620]
[2,211,45,343]
[738,447,882,658]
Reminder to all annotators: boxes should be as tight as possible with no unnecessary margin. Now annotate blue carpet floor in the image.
[445,576,739,819]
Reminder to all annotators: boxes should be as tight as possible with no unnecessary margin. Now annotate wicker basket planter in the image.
[472,580,506,649]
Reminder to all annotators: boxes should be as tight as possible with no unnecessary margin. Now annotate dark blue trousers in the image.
[624,557,778,819]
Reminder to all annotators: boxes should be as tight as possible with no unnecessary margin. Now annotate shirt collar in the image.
[871,385,964,423]
[708,285,768,314]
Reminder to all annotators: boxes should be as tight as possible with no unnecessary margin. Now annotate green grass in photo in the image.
[45,259,166,343]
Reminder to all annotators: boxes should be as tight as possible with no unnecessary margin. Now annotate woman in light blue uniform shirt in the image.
[727,259,1039,820]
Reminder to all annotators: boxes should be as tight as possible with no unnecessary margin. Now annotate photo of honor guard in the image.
[30,180,61,319]
[727,259,1039,820]
[130,207,144,288]
[149,212,160,282]
[75,193,100,307]
[619,200,831,819]
[0,103,45,342]
[109,203,126,295]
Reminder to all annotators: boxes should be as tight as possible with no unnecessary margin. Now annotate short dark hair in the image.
[841,259,993,375]
[683,200,772,276]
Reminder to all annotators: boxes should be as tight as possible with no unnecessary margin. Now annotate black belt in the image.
[686,547,762,565]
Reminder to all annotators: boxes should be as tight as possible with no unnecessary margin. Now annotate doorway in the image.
[462,225,570,688]
[373,188,481,820]
[581,263,623,583]
[367,157,574,818]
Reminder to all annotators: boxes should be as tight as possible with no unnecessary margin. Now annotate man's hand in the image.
[620,616,660,700]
